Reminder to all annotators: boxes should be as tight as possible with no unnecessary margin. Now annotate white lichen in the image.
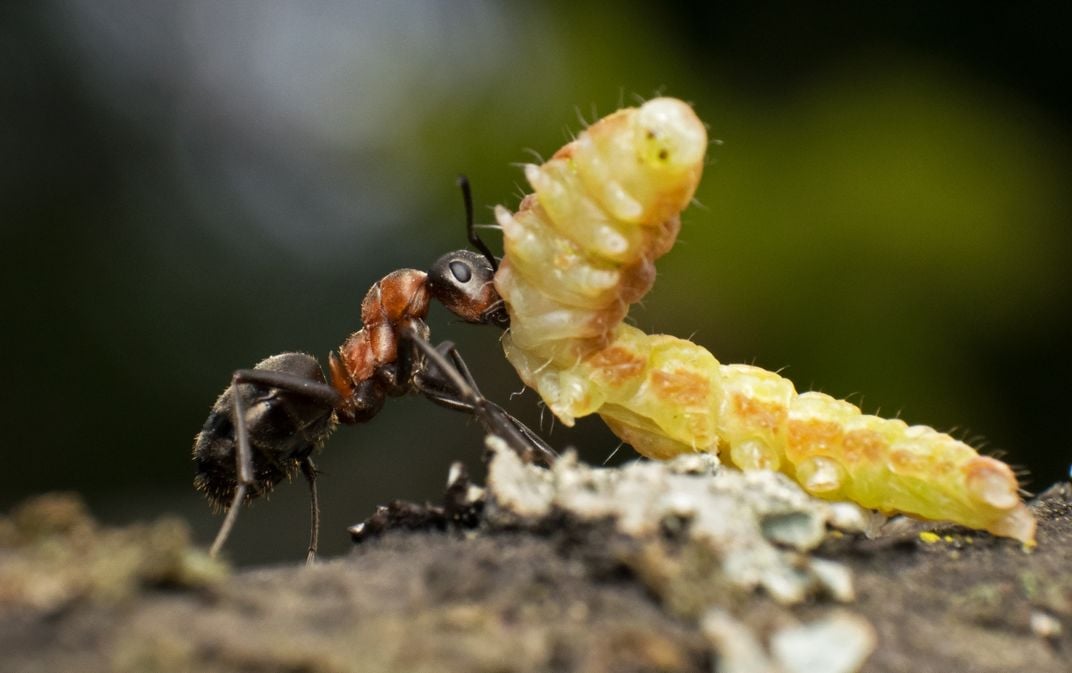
[484,437,868,605]
[702,609,876,673]
[769,612,877,673]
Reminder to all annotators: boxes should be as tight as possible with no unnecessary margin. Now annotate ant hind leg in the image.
[301,457,320,565]
[208,371,259,558]
[207,367,341,559]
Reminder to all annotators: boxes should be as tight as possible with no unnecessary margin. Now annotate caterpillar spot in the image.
[490,97,1036,545]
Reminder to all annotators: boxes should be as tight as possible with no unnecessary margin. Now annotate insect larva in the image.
[489,97,1036,544]
[495,98,702,374]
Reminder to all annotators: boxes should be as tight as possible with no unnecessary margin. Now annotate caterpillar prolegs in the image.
[490,97,1036,544]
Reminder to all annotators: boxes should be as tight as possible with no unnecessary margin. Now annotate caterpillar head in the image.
[428,249,510,329]
[633,97,708,175]
[570,97,707,225]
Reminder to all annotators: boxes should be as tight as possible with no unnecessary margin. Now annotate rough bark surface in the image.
[1,464,1068,673]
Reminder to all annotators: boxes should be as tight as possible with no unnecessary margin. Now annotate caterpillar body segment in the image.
[582,337,1034,543]
[495,97,705,372]
[490,97,1036,544]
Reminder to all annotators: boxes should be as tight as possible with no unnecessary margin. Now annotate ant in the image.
[192,177,555,563]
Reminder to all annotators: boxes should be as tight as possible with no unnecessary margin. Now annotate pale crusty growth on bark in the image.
[493,97,1035,544]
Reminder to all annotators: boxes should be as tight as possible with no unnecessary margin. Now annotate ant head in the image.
[428,249,509,329]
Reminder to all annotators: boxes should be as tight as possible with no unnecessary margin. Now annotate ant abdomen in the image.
[193,352,336,510]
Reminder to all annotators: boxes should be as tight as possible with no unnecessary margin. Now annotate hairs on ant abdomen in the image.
[193,181,554,563]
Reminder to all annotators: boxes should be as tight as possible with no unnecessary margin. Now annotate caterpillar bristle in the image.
[986,447,1007,460]
[688,196,710,213]
[520,148,545,164]
[573,105,589,129]
[840,391,865,406]
[510,182,528,203]
[603,442,625,465]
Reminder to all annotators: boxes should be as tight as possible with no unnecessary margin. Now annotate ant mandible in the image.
[192,177,555,563]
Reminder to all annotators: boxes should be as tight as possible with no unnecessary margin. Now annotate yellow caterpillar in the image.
[491,97,1036,544]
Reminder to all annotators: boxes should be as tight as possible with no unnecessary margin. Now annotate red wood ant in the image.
[193,178,554,562]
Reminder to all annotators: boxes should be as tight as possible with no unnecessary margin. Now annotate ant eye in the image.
[449,260,472,284]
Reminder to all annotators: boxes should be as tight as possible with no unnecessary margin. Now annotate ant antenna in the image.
[457,175,498,273]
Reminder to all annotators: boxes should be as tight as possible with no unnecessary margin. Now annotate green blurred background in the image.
[2,2,1069,564]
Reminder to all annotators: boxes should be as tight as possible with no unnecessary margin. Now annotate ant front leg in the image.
[432,342,557,465]
[407,335,556,466]
[209,367,341,561]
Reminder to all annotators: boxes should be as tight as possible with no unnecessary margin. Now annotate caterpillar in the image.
[487,97,1037,544]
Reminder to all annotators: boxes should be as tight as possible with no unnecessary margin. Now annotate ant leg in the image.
[412,341,475,412]
[209,486,248,558]
[407,335,556,466]
[301,457,320,565]
[208,370,257,558]
[208,368,341,559]
[415,340,557,462]
[230,369,343,407]
[391,319,427,393]
[437,342,557,465]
